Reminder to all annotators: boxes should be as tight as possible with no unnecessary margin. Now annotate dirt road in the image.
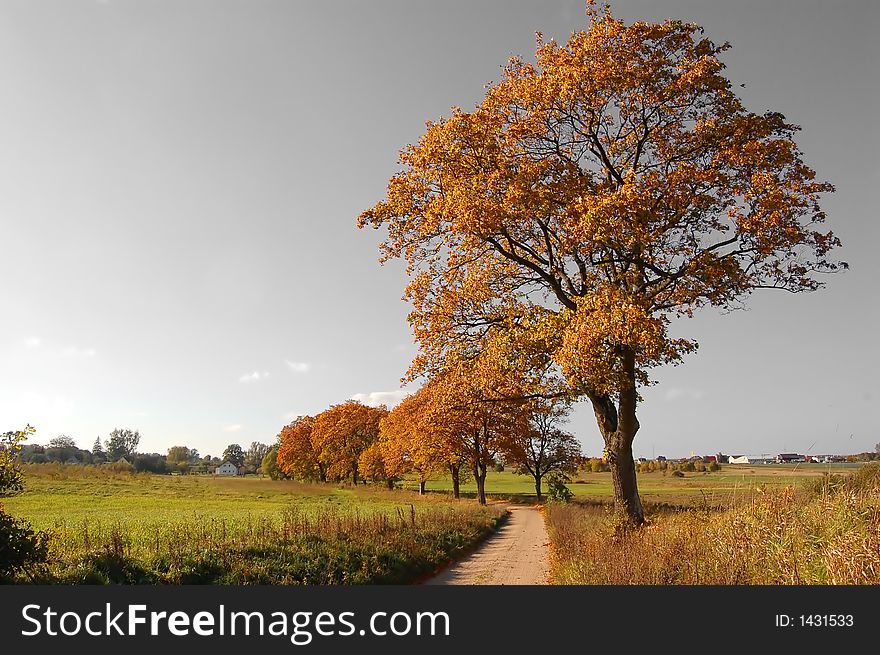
[424,505,550,585]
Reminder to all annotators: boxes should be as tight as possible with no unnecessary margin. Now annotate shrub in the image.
[546,474,573,503]
[1,425,52,581]
[0,507,52,581]
[671,470,685,478]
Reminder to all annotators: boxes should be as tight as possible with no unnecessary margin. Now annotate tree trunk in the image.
[588,348,645,526]
[352,463,359,486]
[535,474,543,502]
[386,478,394,490]
[474,462,487,505]
[418,480,426,495]
[450,466,460,499]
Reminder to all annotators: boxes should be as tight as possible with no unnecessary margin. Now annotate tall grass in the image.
[23,504,505,584]
[548,463,880,585]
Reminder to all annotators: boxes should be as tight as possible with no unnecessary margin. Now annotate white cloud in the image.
[224,424,242,432]
[283,411,307,423]
[349,389,409,408]
[664,387,706,402]
[285,360,311,373]
[24,337,42,348]
[239,371,269,383]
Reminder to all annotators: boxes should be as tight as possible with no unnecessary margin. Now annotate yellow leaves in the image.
[553,286,683,395]
[358,3,840,405]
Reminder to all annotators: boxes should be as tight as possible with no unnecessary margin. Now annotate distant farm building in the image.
[728,455,750,464]
[214,461,241,476]
[776,453,804,463]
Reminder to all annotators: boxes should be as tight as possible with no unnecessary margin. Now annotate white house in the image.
[215,461,240,476]
[728,455,750,464]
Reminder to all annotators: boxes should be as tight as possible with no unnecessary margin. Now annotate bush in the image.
[0,507,52,581]
[671,470,685,478]
[707,461,720,472]
[546,474,573,503]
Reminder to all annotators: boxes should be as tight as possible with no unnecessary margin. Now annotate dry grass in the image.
[547,463,880,585]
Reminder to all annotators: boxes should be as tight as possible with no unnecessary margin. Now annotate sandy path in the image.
[424,505,550,585]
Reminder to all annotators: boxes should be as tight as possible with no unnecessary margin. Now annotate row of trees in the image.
[18,431,273,477]
[277,382,584,503]
[19,429,141,466]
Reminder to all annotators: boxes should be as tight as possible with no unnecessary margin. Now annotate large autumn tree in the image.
[359,5,844,524]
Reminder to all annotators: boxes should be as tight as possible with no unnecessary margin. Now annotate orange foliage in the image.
[359,5,843,521]
[311,400,388,484]
[277,415,324,482]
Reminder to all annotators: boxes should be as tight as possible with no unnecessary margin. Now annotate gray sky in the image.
[1,0,877,460]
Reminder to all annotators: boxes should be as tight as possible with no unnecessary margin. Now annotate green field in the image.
[400,462,863,506]
[2,461,866,585]
[2,465,505,584]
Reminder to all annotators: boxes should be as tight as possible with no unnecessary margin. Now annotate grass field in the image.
[2,465,506,584]
[4,461,871,585]
[401,462,864,507]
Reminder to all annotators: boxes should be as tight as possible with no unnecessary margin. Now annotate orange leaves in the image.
[311,401,388,483]
[358,4,842,404]
[277,415,322,482]
[555,286,695,395]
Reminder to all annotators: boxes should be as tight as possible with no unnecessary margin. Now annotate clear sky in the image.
[1,0,877,460]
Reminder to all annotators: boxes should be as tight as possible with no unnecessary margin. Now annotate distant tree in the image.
[260,445,286,480]
[244,442,270,474]
[166,446,197,472]
[45,435,81,464]
[131,453,167,474]
[875,442,880,454]
[507,401,583,501]
[47,435,76,450]
[277,416,326,482]
[166,446,188,465]
[91,437,106,464]
[105,428,140,461]
[19,444,45,464]
[222,444,245,468]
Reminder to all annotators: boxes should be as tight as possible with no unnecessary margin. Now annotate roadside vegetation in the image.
[547,463,880,585]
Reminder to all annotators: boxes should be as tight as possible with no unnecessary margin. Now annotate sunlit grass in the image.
[5,464,505,584]
[547,463,880,585]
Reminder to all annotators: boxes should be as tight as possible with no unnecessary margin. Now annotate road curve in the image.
[423,505,550,585]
